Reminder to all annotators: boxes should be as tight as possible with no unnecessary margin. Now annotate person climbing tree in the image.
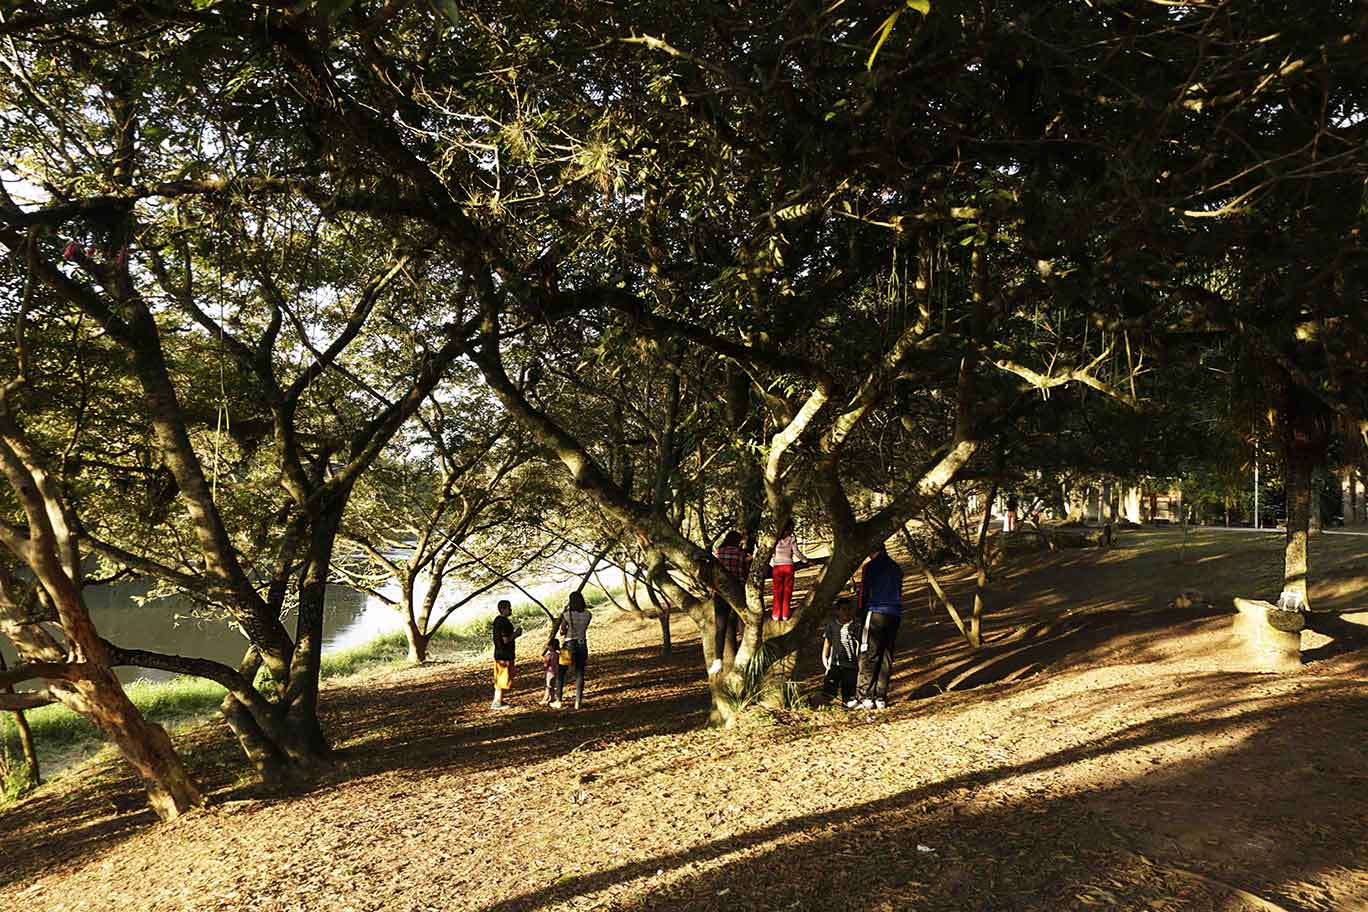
[710,530,749,675]
[853,542,904,710]
[769,521,808,622]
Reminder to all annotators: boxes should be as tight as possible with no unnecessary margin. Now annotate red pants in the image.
[771,563,796,620]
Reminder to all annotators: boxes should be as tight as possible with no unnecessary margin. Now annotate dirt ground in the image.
[2,528,1365,912]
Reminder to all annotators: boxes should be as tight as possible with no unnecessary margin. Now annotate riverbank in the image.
[1,598,562,801]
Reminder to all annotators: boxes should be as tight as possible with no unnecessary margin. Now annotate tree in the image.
[336,387,553,663]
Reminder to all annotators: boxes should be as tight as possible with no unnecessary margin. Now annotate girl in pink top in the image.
[769,521,808,621]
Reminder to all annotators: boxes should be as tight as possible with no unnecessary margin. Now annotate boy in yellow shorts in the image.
[491,600,521,710]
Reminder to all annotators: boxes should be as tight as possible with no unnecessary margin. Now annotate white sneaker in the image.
[858,699,875,710]
[708,659,723,676]
[844,699,859,709]
[874,700,887,710]
[549,700,562,709]
[490,701,508,711]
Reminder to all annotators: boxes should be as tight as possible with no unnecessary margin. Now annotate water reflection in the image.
[3,581,410,686]
[1,571,578,687]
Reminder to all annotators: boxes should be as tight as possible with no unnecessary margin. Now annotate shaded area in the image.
[1,531,1365,911]
[470,677,1368,912]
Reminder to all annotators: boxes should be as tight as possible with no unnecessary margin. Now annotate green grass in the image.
[2,590,610,792]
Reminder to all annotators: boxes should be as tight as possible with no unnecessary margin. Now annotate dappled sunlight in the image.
[4,532,1365,911]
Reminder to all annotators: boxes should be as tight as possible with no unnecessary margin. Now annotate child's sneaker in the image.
[857,699,875,710]
[490,701,508,711]
[707,659,723,676]
[874,699,887,710]
[844,699,860,709]
[549,700,562,709]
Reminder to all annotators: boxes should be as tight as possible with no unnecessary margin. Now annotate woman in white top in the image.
[555,591,593,709]
[769,520,808,621]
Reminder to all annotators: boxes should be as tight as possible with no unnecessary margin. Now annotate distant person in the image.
[556,591,593,709]
[769,520,809,622]
[853,542,903,710]
[710,530,750,675]
[1005,495,1019,533]
[491,599,521,711]
[540,636,561,705]
[822,598,860,705]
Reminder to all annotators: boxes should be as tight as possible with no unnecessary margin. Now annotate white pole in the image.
[1254,456,1260,529]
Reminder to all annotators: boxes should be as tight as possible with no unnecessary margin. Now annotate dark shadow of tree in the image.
[467,679,1367,912]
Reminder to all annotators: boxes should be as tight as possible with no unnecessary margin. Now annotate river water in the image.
[2,571,585,686]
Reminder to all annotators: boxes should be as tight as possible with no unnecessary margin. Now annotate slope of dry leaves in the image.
[2,529,1365,912]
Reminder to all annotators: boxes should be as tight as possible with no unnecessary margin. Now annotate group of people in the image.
[489,591,593,711]
[819,542,904,710]
[489,525,906,713]
[711,528,905,710]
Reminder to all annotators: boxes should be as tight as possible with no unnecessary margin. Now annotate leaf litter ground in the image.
[2,529,1365,911]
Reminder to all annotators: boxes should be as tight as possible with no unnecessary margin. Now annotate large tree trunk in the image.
[406,623,431,664]
[1284,445,1314,608]
[60,673,203,819]
[401,581,431,664]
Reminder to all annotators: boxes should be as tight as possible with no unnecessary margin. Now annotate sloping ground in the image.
[2,530,1365,912]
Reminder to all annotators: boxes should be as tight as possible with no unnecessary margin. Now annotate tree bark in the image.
[658,610,672,655]
[0,654,40,788]
[1284,444,1313,608]
[59,672,204,818]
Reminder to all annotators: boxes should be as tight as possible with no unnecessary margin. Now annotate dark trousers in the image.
[556,642,588,704]
[856,611,900,702]
[713,595,740,665]
[824,665,857,702]
[554,664,568,701]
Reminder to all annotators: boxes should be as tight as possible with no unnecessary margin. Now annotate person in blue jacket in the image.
[852,541,904,709]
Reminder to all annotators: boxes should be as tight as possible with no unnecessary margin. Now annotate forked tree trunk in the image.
[406,623,431,664]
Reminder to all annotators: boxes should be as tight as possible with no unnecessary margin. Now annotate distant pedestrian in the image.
[556,591,593,709]
[491,599,521,711]
[853,542,903,710]
[769,521,808,622]
[1005,495,1019,533]
[710,530,749,676]
[822,599,860,704]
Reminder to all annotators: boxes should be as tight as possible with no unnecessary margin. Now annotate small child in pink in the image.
[540,637,560,705]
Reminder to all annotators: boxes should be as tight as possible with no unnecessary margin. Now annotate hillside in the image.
[2,529,1365,912]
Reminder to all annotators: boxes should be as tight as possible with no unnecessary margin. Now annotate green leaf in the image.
[866,2,931,71]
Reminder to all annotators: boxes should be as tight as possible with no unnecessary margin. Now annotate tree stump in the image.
[1231,597,1303,672]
